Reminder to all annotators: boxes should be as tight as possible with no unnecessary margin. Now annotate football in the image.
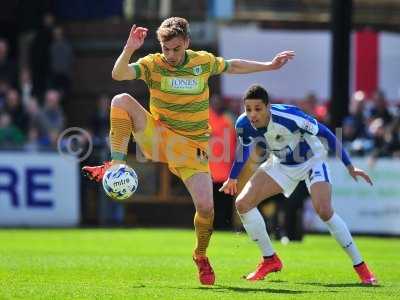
[102,164,138,200]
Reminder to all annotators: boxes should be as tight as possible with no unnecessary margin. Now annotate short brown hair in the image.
[243,84,269,105]
[156,17,190,42]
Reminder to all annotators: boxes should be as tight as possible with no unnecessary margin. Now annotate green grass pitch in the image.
[0,229,398,299]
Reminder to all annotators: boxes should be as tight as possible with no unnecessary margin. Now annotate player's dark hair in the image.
[157,17,190,42]
[243,84,269,105]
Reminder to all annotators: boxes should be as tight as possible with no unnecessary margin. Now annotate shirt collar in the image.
[257,114,273,134]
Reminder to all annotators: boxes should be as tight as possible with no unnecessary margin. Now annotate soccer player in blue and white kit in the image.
[220,84,377,285]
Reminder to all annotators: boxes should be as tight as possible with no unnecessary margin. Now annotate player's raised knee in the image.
[111,93,134,107]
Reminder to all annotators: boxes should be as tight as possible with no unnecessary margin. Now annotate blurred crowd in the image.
[0,13,72,151]
[296,90,400,163]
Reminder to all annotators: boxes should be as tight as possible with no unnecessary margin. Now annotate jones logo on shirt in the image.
[162,76,204,94]
[171,78,198,89]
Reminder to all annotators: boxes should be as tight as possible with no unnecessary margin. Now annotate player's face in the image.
[160,37,189,67]
[244,99,270,128]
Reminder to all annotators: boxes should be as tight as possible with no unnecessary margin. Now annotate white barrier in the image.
[304,158,400,235]
[219,26,331,100]
[219,27,400,102]
[0,152,80,226]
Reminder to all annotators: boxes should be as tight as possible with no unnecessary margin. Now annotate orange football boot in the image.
[246,254,283,281]
[82,161,112,182]
[354,262,378,285]
[193,255,215,285]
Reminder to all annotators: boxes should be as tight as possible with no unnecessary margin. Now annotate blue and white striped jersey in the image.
[229,104,351,179]
[236,104,325,165]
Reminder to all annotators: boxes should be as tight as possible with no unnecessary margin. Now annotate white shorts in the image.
[259,156,331,198]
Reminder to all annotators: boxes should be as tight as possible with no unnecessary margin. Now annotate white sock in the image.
[239,208,275,257]
[325,213,363,265]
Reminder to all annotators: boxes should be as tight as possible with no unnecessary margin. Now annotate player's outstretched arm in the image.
[112,25,148,81]
[219,140,251,195]
[317,123,350,162]
[347,165,373,186]
[225,51,295,74]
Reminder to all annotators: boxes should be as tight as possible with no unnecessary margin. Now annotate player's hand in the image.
[124,25,148,51]
[219,178,238,195]
[270,51,295,70]
[347,165,373,186]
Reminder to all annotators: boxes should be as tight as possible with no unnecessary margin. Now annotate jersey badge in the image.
[193,65,202,75]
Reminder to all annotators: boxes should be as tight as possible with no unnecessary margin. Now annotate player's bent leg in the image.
[232,146,266,229]
[309,181,333,222]
[184,172,214,218]
[82,93,149,181]
[310,182,377,285]
[235,170,283,281]
[236,169,283,214]
[184,172,215,285]
[110,93,147,134]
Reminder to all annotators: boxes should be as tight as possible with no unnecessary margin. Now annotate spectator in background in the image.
[26,98,64,151]
[4,89,29,132]
[16,0,54,70]
[30,13,55,97]
[365,90,396,163]
[384,114,400,158]
[367,90,392,125]
[24,127,43,151]
[342,118,359,144]
[91,94,110,147]
[368,118,385,157]
[50,26,73,94]
[47,128,61,150]
[346,91,368,140]
[209,96,236,229]
[368,112,400,167]
[0,39,18,87]
[25,97,45,134]
[342,91,372,155]
[298,92,327,122]
[0,80,11,109]
[0,112,25,148]
[40,89,65,134]
[19,67,33,106]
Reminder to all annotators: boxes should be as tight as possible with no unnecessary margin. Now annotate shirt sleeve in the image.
[208,52,229,76]
[317,122,352,166]
[297,114,319,135]
[229,125,253,179]
[229,137,251,179]
[128,54,153,83]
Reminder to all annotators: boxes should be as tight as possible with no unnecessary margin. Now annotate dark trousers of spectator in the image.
[50,72,71,95]
[213,182,234,230]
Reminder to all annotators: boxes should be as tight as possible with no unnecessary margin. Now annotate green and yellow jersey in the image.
[129,50,229,142]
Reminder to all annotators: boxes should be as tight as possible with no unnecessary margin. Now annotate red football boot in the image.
[354,262,378,285]
[82,161,112,182]
[193,255,215,285]
[246,254,283,281]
